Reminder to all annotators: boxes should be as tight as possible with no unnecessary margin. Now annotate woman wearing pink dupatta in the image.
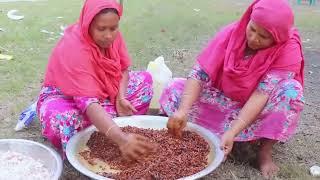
[37,0,155,159]
[159,0,304,178]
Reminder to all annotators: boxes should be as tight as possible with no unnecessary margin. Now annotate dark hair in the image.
[97,8,119,16]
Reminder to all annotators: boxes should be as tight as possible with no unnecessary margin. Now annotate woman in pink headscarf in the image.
[37,0,155,159]
[160,0,304,178]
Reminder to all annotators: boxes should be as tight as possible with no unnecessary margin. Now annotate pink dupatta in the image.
[197,0,304,104]
[44,0,131,103]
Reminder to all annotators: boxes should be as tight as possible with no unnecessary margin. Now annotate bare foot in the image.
[258,146,279,179]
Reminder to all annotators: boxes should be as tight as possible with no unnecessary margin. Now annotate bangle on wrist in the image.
[105,124,117,137]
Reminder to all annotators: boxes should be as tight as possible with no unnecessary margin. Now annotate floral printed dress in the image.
[159,64,304,142]
[36,71,153,156]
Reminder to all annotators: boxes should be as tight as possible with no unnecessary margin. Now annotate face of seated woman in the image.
[89,8,120,50]
[246,20,275,51]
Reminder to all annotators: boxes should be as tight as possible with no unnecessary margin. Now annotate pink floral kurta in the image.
[37,71,153,155]
[160,64,304,142]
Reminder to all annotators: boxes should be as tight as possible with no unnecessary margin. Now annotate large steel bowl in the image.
[66,115,224,180]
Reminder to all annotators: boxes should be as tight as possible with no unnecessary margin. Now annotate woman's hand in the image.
[167,110,188,138]
[118,133,157,161]
[86,102,155,161]
[116,98,137,116]
[220,130,236,160]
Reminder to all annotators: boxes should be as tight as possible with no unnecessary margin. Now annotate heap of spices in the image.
[80,126,210,179]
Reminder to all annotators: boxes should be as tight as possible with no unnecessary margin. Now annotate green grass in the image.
[294,5,320,32]
[1,0,319,102]
[0,0,243,102]
[121,0,242,66]
[0,0,81,101]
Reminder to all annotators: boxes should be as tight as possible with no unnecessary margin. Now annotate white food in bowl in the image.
[0,151,51,180]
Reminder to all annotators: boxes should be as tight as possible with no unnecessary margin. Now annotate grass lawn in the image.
[1,0,319,103]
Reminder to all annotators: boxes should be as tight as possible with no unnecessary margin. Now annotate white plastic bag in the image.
[310,165,320,177]
[147,56,172,109]
[15,102,37,131]
[7,10,24,20]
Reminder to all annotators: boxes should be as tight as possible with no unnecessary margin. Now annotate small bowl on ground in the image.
[0,139,63,180]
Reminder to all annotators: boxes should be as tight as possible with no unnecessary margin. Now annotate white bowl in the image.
[0,139,63,180]
[66,115,224,180]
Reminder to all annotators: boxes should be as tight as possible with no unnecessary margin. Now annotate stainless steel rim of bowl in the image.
[0,139,63,180]
[66,115,224,180]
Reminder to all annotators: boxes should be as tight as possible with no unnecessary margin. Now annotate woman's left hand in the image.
[116,98,137,116]
[220,130,236,160]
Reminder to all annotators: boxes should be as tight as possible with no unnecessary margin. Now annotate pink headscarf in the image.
[197,0,304,104]
[44,0,131,103]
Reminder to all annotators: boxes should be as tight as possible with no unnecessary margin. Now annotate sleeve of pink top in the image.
[187,63,211,84]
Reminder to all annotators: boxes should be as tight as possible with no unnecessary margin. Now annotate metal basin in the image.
[66,115,224,180]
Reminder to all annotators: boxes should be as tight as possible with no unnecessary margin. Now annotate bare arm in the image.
[117,69,129,100]
[167,78,202,137]
[86,103,156,159]
[228,90,269,136]
[86,103,127,145]
[177,78,202,114]
[116,69,137,116]
[220,90,269,155]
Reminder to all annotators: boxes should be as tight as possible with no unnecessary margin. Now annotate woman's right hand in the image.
[118,133,156,161]
[167,110,188,138]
